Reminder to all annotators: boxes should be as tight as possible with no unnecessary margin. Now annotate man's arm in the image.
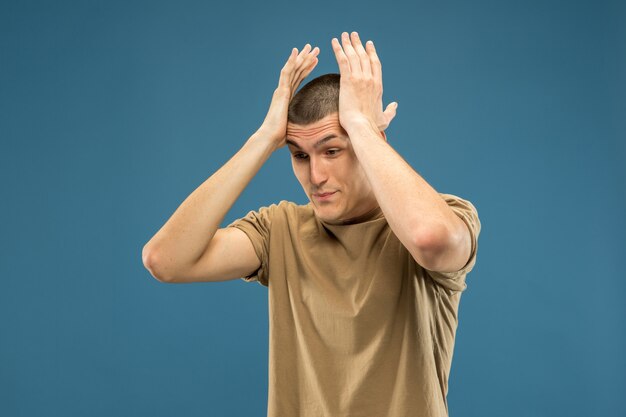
[142,44,320,282]
[142,133,273,282]
[331,31,471,273]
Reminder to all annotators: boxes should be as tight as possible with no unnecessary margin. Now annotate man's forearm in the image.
[344,121,465,267]
[142,131,275,275]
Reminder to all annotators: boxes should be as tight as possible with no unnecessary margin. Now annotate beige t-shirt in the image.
[227,193,481,417]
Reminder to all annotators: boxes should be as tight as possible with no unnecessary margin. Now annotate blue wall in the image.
[1,0,624,416]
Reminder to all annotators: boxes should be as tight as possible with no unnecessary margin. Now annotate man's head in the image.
[286,73,385,224]
[288,73,340,126]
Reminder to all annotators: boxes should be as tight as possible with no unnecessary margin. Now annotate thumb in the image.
[383,102,398,124]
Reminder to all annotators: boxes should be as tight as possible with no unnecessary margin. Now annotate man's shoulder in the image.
[274,199,308,210]
[240,200,318,240]
[251,200,314,222]
[255,199,307,211]
[228,200,315,238]
[268,200,314,220]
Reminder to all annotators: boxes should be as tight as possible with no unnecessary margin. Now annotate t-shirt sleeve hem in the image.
[423,193,481,292]
[226,221,269,287]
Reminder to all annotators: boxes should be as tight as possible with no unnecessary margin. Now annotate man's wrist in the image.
[247,129,282,156]
[343,117,384,140]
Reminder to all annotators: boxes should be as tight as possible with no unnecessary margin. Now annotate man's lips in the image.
[313,191,337,199]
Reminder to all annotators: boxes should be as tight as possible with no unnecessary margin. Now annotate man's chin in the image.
[311,205,340,223]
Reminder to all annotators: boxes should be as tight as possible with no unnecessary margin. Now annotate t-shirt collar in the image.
[316,204,384,226]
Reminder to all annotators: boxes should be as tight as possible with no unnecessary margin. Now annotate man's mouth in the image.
[313,191,337,201]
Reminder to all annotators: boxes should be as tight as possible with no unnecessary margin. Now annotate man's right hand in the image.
[257,44,320,150]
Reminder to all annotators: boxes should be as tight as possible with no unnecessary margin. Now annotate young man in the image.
[143,31,481,417]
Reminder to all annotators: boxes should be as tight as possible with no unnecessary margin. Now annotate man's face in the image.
[286,112,378,224]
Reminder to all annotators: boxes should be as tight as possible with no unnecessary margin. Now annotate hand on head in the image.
[331,31,397,133]
[258,32,397,151]
[258,44,320,149]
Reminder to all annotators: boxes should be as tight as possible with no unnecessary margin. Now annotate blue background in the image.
[1,0,624,416]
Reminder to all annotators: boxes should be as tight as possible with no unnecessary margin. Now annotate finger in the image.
[302,45,320,66]
[292,55,319,92]
[292,47,319,87]
[293,46,318,76]
[351,32,371,78]
[291,44,312,80]
[300,57,319,82]
[384,102,398,119]
[284,47,298,68]
[331,37,350,75]
[309,46,320,57]
[282,45,315,88]
[365,40,382,84]
[383,102,398,127]
[293,44,315,75]
[291,59,319,98]
[297,43,312,60]
[278,48,298,88]
[340,31,361,76]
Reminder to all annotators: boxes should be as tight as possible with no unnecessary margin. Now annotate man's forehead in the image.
[286,114,347,140]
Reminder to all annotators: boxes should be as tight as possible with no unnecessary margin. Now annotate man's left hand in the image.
[331,31,398,133]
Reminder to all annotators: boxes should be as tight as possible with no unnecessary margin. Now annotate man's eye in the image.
[326,149,340,156]
[293,153,308,160]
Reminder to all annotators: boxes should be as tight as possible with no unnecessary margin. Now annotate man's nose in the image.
[309,157,328,187]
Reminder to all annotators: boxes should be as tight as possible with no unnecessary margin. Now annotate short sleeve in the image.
[424,193,481,293]
[226,204,275,287]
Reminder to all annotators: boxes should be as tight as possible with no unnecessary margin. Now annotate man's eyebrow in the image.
[285,134,345,149]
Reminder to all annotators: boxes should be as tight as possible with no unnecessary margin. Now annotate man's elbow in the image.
[413,222,471,272]
[411,225,450,270]
[142,246,173,283]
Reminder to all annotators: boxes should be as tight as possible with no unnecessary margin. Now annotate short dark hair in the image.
[288,73,339,125]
